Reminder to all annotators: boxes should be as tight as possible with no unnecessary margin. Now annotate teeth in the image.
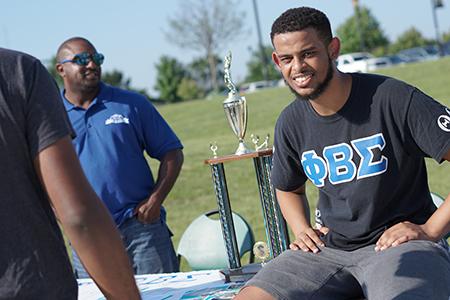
[294,74,311,84]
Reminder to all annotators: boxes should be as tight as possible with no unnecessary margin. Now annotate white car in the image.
[336,52,374,73]
[239,80,277,94]
[337,52,393,73]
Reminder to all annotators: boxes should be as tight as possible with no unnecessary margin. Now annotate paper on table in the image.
[78,270,229,300]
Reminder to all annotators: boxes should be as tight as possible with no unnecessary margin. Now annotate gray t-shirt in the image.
[272,73,450,250]
[0,48,77,298]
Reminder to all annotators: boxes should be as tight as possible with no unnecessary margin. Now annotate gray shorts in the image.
[246,239,450,300]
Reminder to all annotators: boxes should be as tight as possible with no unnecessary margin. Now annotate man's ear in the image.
[56,63,65,78]
[328,37,341,60]
[272,51,282,70]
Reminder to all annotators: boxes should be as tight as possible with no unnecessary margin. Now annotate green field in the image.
[151,57,450,270]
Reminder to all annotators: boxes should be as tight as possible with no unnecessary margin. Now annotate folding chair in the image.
[177,210,255,270]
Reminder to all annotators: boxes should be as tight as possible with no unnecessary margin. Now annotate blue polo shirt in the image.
[62,82,183,225]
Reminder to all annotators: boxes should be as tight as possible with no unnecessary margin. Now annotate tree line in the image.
[46,1,450,104]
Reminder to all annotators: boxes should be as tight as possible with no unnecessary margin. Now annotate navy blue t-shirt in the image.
[272,73,450,250]
[0,48,77,298]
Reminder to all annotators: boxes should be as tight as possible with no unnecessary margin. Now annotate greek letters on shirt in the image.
[301,133,388,187]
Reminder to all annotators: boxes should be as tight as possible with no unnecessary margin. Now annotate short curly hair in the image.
[270,7,332,46]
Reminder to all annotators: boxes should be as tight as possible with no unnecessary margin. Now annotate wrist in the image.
[293,224,313,237]
[421,223,441,241]
[148,193,164,205]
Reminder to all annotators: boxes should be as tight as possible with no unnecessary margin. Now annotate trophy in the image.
[221,240,268,282]
[223,51,252,155]
[253,241,270,266]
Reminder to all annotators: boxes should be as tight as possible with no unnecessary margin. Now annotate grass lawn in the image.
[151,57,450,271]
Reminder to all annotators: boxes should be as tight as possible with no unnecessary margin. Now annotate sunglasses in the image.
[60,52,105,66]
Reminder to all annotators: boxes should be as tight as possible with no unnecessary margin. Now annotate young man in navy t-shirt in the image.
[236,7,450,300]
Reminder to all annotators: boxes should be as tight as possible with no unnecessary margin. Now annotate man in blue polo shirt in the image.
[56,37,184,277]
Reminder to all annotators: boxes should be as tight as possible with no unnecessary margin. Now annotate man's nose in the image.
[292,56,306,72]
[86,58,98,68]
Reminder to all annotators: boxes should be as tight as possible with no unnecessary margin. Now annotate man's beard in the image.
[79,73,101,93]
[287,58,334,100]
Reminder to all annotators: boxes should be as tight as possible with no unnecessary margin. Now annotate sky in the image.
[1,0,449,97]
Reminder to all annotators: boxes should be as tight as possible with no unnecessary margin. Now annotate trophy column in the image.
[209,162,241,269]
[214,51,288,271]
[252,153,290,258]
[205,149,289,269]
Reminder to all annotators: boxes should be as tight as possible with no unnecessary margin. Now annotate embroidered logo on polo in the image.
[301,133,388,187]
[437,107,450,132]
[105,114,129,125]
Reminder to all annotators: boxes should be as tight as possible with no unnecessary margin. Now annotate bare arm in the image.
[376,148,450,251]
[424,149,450,234]
[34,136,140,300]
[135,149,184,223]
[277,185,327,253]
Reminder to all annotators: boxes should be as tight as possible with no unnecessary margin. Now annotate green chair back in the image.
[177,210,255,270]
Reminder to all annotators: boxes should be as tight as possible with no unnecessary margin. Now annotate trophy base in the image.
[220,263,262,283]
[235,141,253,155]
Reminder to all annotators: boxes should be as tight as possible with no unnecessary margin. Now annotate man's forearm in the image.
[276,186,312,237]
[150,149,184,204]
[64,203,140,299]
[35,137,140,299]
[423,192,450,240]
[425,149,450,239]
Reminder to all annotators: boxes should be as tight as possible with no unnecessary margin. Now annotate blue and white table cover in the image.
[77,269,244,299]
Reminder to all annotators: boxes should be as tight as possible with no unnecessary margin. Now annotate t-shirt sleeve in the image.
[25,60,74,159]
[406,88,450,162]
[137,99,183,160]
[271,113,307,191]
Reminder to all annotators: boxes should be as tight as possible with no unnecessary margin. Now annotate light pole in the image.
[252,0,269,81]
[352,0,365,52]
[431,0,444,56]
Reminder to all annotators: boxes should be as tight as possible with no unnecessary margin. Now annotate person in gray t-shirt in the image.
[0,47,140,299]
[236,7,450,300]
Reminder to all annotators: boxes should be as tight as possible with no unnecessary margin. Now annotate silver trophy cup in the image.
[223,52,252,155]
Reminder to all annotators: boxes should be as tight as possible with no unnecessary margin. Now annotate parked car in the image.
[397,46,439,63]
[336,52,374,73]
[337,52,392,73]
[442,41,450,56]
[366,56,393,71]
[239,80,278,94]
[386,54,408,66]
